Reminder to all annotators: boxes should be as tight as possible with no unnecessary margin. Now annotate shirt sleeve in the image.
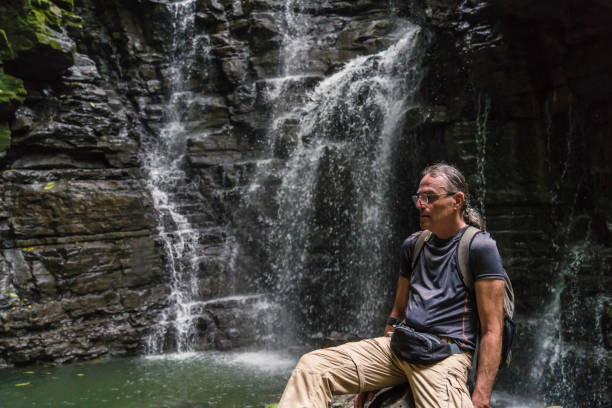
[469,231,505,280]
[399,232,421,278]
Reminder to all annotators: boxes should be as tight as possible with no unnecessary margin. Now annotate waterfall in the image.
[280,0,311,76]
[527,225,591,380]
[245,19,426,339]
[527,217,612,406]
[142,0,427,350]
[475,93,490,222]
[140,0,209,354]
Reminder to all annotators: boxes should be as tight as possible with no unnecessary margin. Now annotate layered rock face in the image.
[0,0,411,364]
[0,0,610,406]
[0,0,168,364]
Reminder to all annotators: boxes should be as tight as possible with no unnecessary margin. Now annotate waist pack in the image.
[390,324,463,365]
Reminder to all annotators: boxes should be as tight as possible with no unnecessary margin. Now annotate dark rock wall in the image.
[405,0,611,404]
[0,0,169,365]
[0,0,610,405]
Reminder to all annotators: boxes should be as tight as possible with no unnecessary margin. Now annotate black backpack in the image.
[411,226,515,390]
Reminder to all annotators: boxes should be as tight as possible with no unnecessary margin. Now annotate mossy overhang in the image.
[0,0,77,80]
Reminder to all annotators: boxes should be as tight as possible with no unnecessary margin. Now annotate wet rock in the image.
[221,57,250,84]
[4,180,152,240]
[249,12,280,50]
[27,301,66,328]
[119,286,169,311]
[3,249,36,299]
[30,260,57,299]
[10,106,34,133]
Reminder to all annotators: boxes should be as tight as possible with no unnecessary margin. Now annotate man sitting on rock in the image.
[277,163,505,408]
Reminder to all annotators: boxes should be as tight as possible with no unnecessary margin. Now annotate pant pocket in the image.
[444,370,473,408]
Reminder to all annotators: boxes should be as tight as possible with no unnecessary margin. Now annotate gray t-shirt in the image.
[399,226,505,350]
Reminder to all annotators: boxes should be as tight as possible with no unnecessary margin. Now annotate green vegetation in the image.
[0,67,26,109]
[0,1,64,54]
[0,122,11,152]
[0,29,14,61]
[62,10,83,31]
[0,0,80,65]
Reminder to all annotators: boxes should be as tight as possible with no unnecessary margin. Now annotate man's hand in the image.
[471,388,491,408]
[353,391,376,408]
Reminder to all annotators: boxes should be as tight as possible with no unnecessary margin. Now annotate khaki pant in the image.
[278,336,473,408]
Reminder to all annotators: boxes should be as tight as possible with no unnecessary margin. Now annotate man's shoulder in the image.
[469,229,505,279]
[470,230,499,253]
[402,230,424,249]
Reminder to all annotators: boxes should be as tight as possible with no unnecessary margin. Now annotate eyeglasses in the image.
[411,192,456,206]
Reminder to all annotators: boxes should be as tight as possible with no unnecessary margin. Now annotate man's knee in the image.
[295,350,325,372]
[295,347,353,374]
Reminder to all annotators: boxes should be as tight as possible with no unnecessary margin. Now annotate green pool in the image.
[0,350,297,407]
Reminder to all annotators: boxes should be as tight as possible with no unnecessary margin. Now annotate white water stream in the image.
[241,8,427,336]
[140,0,210,354]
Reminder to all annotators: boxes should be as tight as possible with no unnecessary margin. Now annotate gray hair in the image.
[422,163,485,230]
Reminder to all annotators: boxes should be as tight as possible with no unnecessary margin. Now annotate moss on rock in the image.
[61,9,82,31]
[0,0,78,80]
[0,29,14,62]
[30,3,63,31]
[0,122,11,152]
[0,67,27,117]
[0,3,63,54]
[0,0,76,53]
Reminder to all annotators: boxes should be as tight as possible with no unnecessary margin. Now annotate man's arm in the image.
[385,275,411,335]
[354,275,410,408]
[472,279,505,408]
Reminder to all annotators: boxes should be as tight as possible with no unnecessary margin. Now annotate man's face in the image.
[415,174,458,231]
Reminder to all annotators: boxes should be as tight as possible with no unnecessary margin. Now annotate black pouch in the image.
[390,324,462,365]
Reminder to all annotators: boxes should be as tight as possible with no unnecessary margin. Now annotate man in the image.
[278,163,505,408]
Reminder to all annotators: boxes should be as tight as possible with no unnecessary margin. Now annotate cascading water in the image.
[528,219,611,407]
[140,0,210,354]
[529,227,591,393]
[243,14,427,340]
[279,0,311,75]
[475,92,490,222]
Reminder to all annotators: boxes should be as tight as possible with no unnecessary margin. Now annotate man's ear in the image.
[454,191,465,210]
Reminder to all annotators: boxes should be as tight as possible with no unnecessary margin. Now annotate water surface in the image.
[0,350,296,408]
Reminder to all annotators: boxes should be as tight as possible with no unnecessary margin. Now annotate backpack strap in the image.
[411,230,432,271]
[458,225,482,395]
[457,225,481,294]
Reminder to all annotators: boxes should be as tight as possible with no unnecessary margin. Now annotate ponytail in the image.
[463,204,485,230]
